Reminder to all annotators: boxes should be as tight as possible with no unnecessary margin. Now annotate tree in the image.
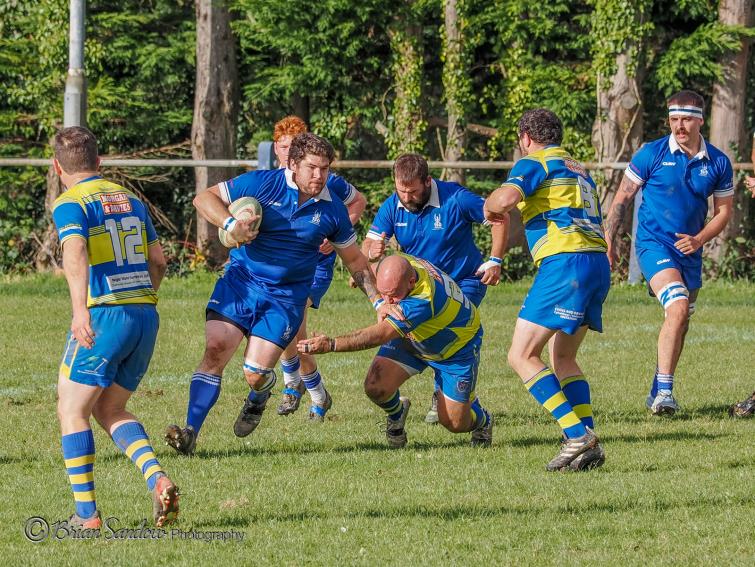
[192,0,239,267]
[589,0,652,269]
[386,1,426,157]
[708,0,753,263]
[441,0,471,183]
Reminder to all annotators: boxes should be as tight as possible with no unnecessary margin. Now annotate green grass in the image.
[1,274,753,565]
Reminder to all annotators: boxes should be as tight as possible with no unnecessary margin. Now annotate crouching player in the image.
[484,108,609,471]
[298,253,494,448]
[52,126,178,527]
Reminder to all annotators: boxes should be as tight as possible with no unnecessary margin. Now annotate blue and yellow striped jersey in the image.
[501,147,606,266]
[385,253,481,361]
[52,176,159,307]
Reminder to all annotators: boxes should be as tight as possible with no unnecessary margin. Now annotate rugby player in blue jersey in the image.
[52,127,179,528]
[270,116,367,422]
[361,153,508,423]
[485,109,609,471]
[605,90,734,416]
[165,134,382,454]
[298,253,494,448]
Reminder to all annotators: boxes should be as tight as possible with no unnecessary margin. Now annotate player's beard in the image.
[399,186,431,213]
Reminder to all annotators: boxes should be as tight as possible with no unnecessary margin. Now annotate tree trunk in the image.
[442,0,468,184]
[35,165,64,271]
[707,0,752,264]
[192,0,239,268]
[387,2,425,157]
[291,93,310,126]
[592,50,644,274]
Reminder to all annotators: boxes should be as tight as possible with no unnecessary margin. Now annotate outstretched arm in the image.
[336,243,381,304]
[298,321,400,354]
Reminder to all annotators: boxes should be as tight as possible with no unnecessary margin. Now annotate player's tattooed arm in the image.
[298,322,400,354]
[337,243,381,303]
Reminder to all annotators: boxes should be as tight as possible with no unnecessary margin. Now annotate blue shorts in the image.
[637,246,702,291]
[519,252,610,334]
[458,276,487,307]
[60,304,159,391]
[377,331,483,403]
[309,252,336,309]
[207,271,305,349]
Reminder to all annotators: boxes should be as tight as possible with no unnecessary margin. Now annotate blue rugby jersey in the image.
[316,172,358,270]
[367,179,485,281]
[385,253,481,362]
[52,176,159,306]
[625,135,734,261]
[501,146,606,266]
[218,168,356,304]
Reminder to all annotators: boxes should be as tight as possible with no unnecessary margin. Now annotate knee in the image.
[203,337,232,367]
[507,347,523,371]
[665,301,690,328]
[363,370,387,401]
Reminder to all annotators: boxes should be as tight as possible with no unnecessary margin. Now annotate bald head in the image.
[376,256,416,304]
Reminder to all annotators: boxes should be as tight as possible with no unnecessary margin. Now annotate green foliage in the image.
[654,23,755,96]
[589,0,653,79]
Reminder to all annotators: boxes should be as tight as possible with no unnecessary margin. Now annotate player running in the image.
[52,126,179,527]
[166,133,381,455]
[361,153,508,423]
[604,90,734,416]
[270,117,367,422]
[299,253,494,448]
[484,108,609,471]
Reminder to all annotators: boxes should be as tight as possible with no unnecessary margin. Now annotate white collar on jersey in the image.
[284,168,332,201]
[669,133,709,161]
[396,178,440,210]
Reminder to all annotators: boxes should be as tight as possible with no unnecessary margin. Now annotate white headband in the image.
[668,105,703,119]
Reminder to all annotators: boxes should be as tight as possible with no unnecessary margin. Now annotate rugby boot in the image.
[152,474,180,527]
[164,424,197,456]
[546,427,598,471]
[424,390,439,424]
[234,394,269,437]
[68,510,102,529]
[277,381,306,416]
[650,390,679,416]
[470,413,494,447]
[308,389,333,423]
[386,397,411,448]
[568,442,606,471]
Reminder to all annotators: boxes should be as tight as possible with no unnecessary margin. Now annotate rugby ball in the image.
[218,197,263,248]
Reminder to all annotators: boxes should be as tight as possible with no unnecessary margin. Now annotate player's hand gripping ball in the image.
[219,197,263,248]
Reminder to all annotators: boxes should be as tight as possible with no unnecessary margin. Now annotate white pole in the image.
[627,190,643,284]
[63,0,86,127]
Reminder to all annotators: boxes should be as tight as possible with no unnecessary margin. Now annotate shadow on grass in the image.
[193,492,755,529]
[509,430,728,448]
[601,403,737,423]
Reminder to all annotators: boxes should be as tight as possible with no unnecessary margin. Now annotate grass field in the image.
[0,273,753,565]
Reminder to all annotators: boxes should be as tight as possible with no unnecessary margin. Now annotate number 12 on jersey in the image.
[104,216,146,267]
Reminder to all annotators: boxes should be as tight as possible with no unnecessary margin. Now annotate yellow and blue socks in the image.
[186,372,221,434]
[61,429,97,519]
[470,397,491,431]
[525,367,587,439]
[281,355,302,389]
[111,422,164,491]
[302,369,327,406]
[377,390,404,421]
[559,374,594,429]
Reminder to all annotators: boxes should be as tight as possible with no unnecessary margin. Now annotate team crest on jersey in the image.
[311,211,321,225]
[564,159,587,178]
[433,213,443,230]
[699,164,708,177]
[99,192,132,215]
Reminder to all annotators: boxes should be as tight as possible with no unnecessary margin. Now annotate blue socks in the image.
[186,372,221,434]
[111,422,163,491]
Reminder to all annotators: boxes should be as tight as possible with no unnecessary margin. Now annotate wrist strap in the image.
[329,338,337,352]
[489,256,502,265]
[223,216,237,232]
[373,298,385,310]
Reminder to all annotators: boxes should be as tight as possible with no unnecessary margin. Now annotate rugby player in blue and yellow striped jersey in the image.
[297,253,493,448]
[52,127,178,528]
[485,109,609,471]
